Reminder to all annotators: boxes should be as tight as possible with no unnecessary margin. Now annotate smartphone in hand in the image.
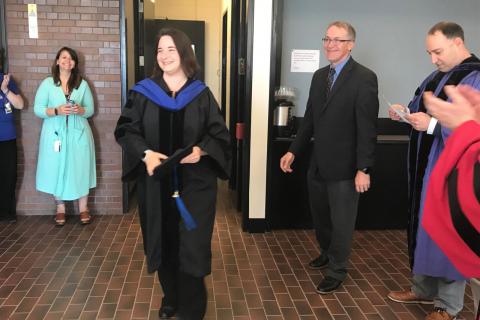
[67,99,76,114]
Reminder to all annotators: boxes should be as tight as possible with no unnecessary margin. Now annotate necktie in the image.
[326,67,336,97]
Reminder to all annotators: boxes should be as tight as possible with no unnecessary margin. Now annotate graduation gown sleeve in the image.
[195,89,231,179]
[114,92,150,181]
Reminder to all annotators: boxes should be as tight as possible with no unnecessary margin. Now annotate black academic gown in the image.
[114,77,231,277]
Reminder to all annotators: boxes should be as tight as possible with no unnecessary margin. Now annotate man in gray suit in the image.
[280,21,379,294]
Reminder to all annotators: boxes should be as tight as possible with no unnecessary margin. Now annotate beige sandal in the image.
[55,212,66,226]
[80,211,91,225]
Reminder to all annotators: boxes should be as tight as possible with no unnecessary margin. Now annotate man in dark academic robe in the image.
[115,76,230,319]
[387,22,480,320]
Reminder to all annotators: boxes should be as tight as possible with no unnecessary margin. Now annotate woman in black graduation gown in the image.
[115,28,231,319]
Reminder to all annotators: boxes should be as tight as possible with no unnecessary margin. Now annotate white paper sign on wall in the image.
[28,4,38,39]
[291,49,320,73]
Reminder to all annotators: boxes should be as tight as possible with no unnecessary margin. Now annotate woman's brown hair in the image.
[151,28,200,78]
[51,47,82,92]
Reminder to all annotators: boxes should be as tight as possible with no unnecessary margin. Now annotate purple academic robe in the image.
[408,62,480,280]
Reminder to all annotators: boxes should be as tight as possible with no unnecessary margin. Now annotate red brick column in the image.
[6,0,123,215]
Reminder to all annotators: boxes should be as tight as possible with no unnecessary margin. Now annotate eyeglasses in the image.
[322,38,352,45]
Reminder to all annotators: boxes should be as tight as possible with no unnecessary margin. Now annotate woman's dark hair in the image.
[151,28,200,78]
[51,46,82,91]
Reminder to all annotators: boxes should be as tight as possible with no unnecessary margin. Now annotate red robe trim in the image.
[422,120,480,278]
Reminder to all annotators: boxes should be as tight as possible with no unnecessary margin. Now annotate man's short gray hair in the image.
[327,21,356,41]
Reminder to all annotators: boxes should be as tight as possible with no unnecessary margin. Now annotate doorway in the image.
[121,0,253,228]
[228,0,251,225]
[143,19,205,81]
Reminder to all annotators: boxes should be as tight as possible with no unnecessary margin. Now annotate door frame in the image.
[228,0,240,194]
[0,0,8,72]
[220,12,227,120]
[229,0,252,217]
[120,0,130,213]
[241,0,254,230]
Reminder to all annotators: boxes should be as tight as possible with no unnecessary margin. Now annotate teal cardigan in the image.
[34,77,96,200]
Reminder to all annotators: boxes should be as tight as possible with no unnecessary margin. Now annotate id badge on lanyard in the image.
[1,91,12,114]
[4,102,12,114]
[53,131,61,152]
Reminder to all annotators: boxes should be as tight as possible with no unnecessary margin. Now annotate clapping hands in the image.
[424,85,480,130]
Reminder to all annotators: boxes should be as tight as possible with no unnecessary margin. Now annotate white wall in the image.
[144,0,155,19]
[280,0,480,117]
[247,0,480,221]
[249,0,272,220]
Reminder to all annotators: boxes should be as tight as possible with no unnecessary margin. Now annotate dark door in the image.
[226,0,253,228]
[143,19,205,80]
[241,0,254,230]
[229,0,248,211]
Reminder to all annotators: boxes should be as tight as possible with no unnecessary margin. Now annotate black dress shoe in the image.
[308,255,329,270]
[315,276,343,294]
[159,305,176,319]
[0,215,17,223]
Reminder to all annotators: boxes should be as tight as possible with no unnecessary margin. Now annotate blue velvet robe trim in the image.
[131,78,206,110]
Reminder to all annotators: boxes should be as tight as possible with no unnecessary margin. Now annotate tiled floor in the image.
[0,183,475,319]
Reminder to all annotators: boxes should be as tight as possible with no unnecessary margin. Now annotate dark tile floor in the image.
[0,183,475,319]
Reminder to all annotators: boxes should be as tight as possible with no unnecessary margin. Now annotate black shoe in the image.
[308,255,329,270]
[0,215,16,223]
[315,276,343,294]
[159,305,176,319]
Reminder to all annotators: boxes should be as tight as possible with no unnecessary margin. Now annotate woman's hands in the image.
[1,74,10,93]
[1,74,24,109]
[55,103,85,116]
[144,146,206,176]
[70,103,85,115]
[144,151,168,176]
[180,146,206,164]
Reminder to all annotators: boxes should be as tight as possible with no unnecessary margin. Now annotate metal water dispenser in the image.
[273,86,296,137]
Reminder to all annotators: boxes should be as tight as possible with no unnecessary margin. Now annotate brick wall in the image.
[6,0,123,215]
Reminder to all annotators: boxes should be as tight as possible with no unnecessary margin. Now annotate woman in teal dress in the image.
[34,47,96,225]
